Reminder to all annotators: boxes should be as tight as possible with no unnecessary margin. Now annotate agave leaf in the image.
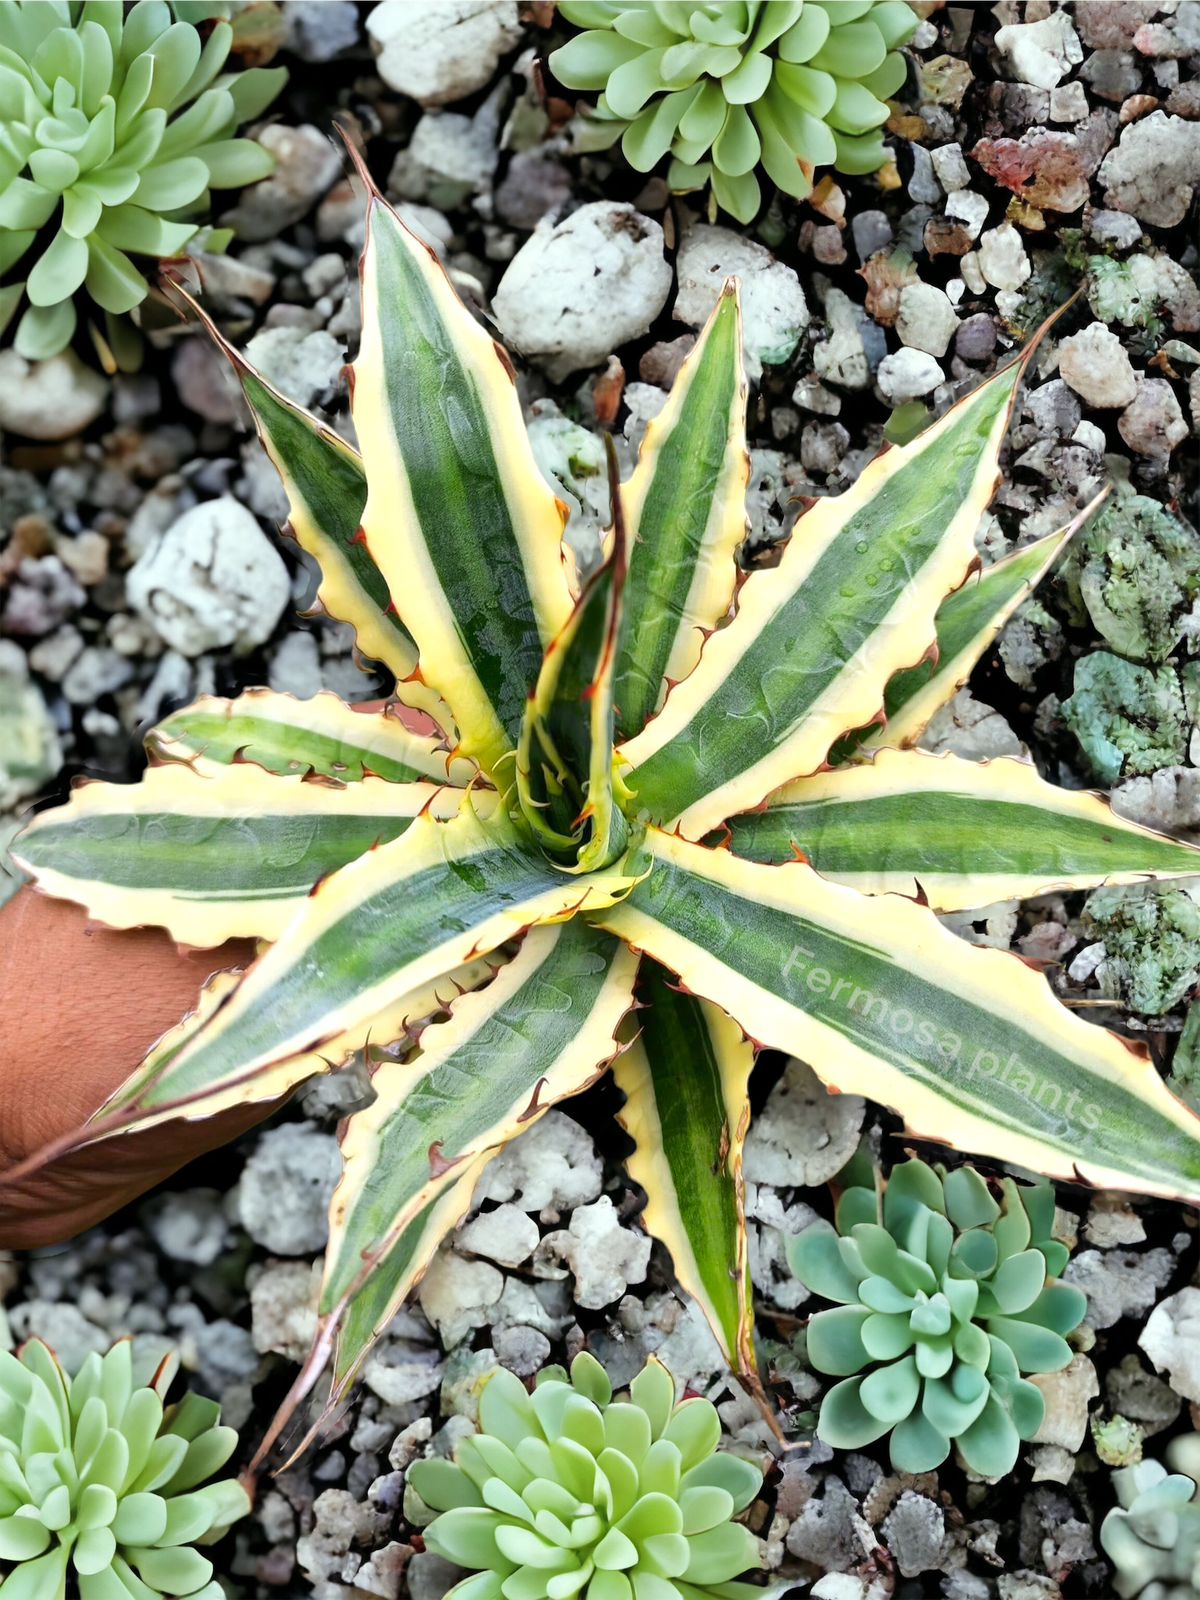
[166,283,450,725]
[61,802,640,1136]
[727,748,1200,912]
[860,495,1105,753]
[612,282,747,741]
[619,351,1029,838]
[614,969,755,1376]
[351,172,575,778]
[597,827,1200,1204]
[147,689,470,788]
[89,945,495,1140]
[320,924,638,1399]
[11,761,463,946]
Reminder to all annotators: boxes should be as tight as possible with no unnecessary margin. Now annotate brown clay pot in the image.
[0,699,415,1251]
[0,888,262,1250]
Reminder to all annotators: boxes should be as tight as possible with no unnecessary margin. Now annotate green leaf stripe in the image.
[328,1172,486,1403]
[739,788,1188,882]
[613,286,745,740]
[355,198,570,764]
[621,366,1020,834]
[11,763,458,946]
[863,523,1078,752]
[129,805,637,1112]
[616,970,753,1371]
[19,810,410,900]
[149,690,459,786]
[239,369,409,656]
[600,834,1200,1202]
[168,281,423,687]
[727,752,1200,910]
[324,921,636,1314]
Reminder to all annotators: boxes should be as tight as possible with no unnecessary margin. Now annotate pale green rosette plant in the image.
[789,1157,1087,1477]
[0,0,286,367]
[408,1354,763,1600]
[0,1338,249,1600]
[549,0,918,222]
[1101,1438,1200,1599]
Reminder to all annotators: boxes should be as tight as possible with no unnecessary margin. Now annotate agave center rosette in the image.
[0,1337,248,1600]
[408,1354,763,1600]
[789,1156,1087,1477]
[0,0,285,367]
[14,164,1200,1465]
[550,0,918,221]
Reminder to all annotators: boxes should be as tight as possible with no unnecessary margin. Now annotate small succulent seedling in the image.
[0,1338,249,1600]
[789,1157,1086,1476]
[1101,1439,1200,1599]
[14,160,1200,1457]
[0,0,285,367]
[550,0,918,221]
[408,1353,763,1600]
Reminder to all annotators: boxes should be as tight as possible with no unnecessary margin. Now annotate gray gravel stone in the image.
[745,1059,864,1188]
[241,326,345,409]
[896,281,958,357]
[367,0,523,107]
[877,347,944,402]
[932,142,971,191]
[1064,1246,1175,1330]
[284,0,359,60]
[142,1190,228,1266]
[220,124,342,242]
[1118,376,1189,458]
[1057,322,1138,407]
[0,350,108,441]
[1098,109,1200,227]
[477,1110,603,1218]
[126,496,291,657]
[237,1122,341,1255]
[493,204,671,380]
[532,1196,651,1310]
[675,223,809,380]
[1139,1287,1200,1401]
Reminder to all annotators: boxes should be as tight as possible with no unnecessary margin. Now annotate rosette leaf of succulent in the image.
[549,0,918,222]
[408,1354,763,1600]
[0,0,286,367]
[789,1158,1087,1477]
[1101,1439,1200,1600]
[0,1338,249,1600]
[15,162,1200,1459]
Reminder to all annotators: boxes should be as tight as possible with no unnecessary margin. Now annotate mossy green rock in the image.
[1063,652,1190,784]
[1071,490,1200,665]
[1082,883,1200,1016]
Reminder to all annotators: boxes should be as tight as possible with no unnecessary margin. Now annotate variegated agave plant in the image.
[13,169,1200,1452]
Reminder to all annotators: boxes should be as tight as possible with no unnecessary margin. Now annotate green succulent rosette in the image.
[789,1157,1087,1477]
[549,0,918,222]
[0,0,286,367]
[408,1354,764,1600]
[1101,1443,1200,1600]
[0,1338,249,1600]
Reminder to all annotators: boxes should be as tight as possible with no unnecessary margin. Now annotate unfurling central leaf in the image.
[517,438,635,872]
